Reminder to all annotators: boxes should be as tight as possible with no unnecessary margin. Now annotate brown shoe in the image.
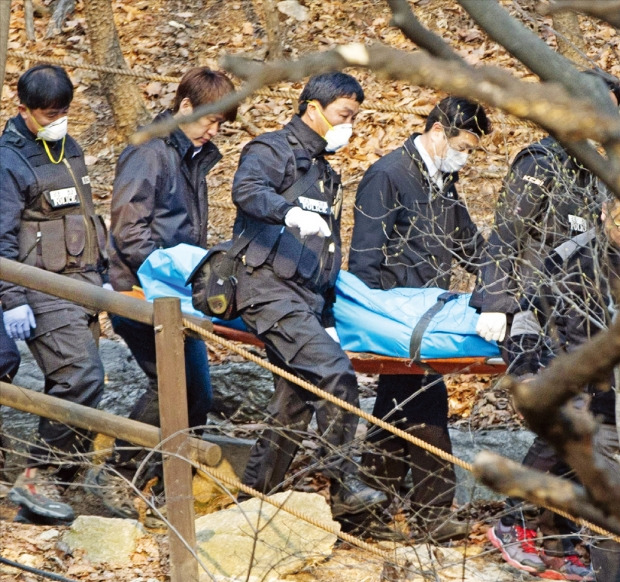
[9,467,75,521]
[428,516,470,542]
[409,509,470,543]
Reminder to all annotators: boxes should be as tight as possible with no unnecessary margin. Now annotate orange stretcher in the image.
[212,324,508,376]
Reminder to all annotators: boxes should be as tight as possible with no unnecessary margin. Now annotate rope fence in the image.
[181,317,620,544]
[5,45,617,546]
[6,49,538,128]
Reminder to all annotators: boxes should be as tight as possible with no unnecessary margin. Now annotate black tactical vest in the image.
[0,122,107,274]
[241,131,343,292]
[514,137,600,248]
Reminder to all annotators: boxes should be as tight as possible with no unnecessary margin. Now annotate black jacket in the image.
[471,137,601,314]
[108,110,222,290]
[348,134,484,290]
[232,115,343,313]
[0,114,106,312]
[509,228,617,425]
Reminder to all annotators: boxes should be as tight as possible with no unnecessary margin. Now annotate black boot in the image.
[330,474,388,517]
[408,505,469,543]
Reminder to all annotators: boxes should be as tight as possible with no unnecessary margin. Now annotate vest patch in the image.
[82,175,91,185]
[298,196,329,215]
[568,214,587,233]
[523,175,544,187]
[48,187,79,207]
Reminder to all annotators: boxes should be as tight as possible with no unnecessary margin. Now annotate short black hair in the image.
[298,72,364,116]
[425,96,492,137]
[583,68,620,106]
[17,64,74,111]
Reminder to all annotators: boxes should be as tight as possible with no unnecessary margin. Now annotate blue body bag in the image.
[138,244,500,359]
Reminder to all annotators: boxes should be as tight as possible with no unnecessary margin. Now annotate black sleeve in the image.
[110,144,164,276]
[452,201,486,275]
[476,152,557,313]
[348,168,400,289]
[0,148,31,309]
[232,137,297,225]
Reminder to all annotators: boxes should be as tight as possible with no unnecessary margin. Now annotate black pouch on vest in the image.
[189,240,239,320]
[18,221,40,266]
[40,219,67,272]
[65,214,86,268]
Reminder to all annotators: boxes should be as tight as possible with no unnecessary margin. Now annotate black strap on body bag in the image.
[188,162,323,319]
[409,292,460,373]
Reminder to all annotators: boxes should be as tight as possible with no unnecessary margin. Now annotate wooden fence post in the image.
[153,298,199,582]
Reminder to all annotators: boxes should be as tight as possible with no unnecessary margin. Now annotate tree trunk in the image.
[552,10,588,67]
[263,0,282,60]
[83,0,149,140]
[0,0,11,93]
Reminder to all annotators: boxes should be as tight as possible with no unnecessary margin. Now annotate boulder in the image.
[195,491,338,581]
[63,516,146,564]
[381,544,517,581]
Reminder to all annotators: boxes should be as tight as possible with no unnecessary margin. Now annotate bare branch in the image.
[458,0,616,113]
[499,319,620,519]
[387,0,463,62]
[510,317,620,417]
[458,0,620,197]
[473,451,620,536]
[130,49,350,145]
[132,44,620,172]
[542,0,620,28]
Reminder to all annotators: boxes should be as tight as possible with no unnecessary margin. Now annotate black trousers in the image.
[361,373,456,512]
[25,304,104,466]
[239,274,360,495]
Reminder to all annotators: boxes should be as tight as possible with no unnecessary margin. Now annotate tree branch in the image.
[473,451,620,536]
[386,0,464,62]
[498,318,620,519]
[458,0,620,197]
[541,0,620,28]
[130,48,351,145]
[132,43,620,156]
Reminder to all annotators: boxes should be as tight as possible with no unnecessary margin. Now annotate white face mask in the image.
[37,116,68,142]
[324,123,353,152]
[435,146,469,173]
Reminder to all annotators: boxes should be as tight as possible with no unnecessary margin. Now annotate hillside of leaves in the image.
[4,0,618,247]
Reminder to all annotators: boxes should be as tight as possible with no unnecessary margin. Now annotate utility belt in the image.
[18,215,108,273]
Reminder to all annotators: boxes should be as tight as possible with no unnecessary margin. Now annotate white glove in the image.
[285,207,331,238]
[4,304,36,340]
[476,312,507,342]
[102,283,114,291]
[325,326,340,343]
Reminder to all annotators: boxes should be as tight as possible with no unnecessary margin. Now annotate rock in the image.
[276,1,309,22]
[63,516,146,564]
[210,360,273,421]
[195,491,338,581]
[381,544,515,582]
[37,528,60,542]
[449,428,535,504]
